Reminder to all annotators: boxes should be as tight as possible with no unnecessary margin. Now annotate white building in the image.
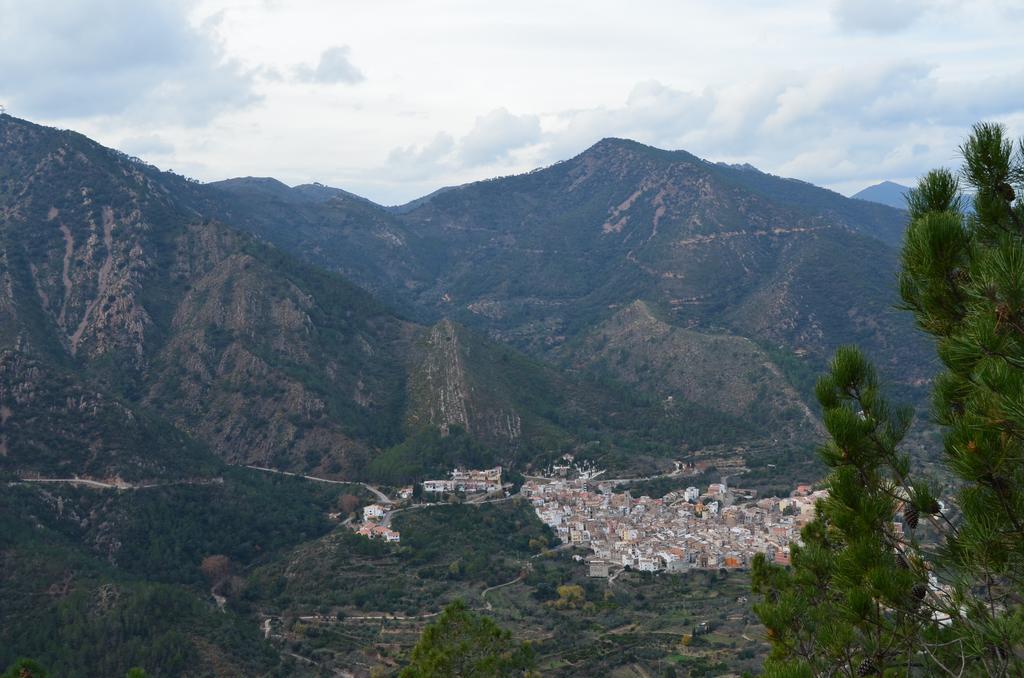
[684,486,700,502]
[423,466,503,494]
[423,479,451,493]
[363,504,387,521]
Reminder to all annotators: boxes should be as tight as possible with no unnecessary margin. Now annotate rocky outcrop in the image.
[0,115,409,477]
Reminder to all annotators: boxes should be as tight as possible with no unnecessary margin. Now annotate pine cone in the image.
[858,658,878,676]
[895,553,909,570]
[998,182,1016,202]
[912,582,927,600]
[904,504,919,529]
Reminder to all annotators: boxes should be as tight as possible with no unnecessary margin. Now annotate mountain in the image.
[2,114,780,486]
[568,300,821,442]
[197,176,426,318]
[208,138,927,401]
[851,180,911,210]
[1,114,929,676]
[0,116,805,673]
[395,139,918,365]
[0,114,424,479]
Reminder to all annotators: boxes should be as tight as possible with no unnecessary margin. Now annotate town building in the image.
[423,466,503,494]
[357,524,401,543]
[363,504,387,521]
[523,476,824,576]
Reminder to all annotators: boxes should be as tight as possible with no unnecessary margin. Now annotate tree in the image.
[0,659,47,678]
[752,123,1024,676]
[400,600,535,677]
[339,493,360,515]
[199,554,232,590]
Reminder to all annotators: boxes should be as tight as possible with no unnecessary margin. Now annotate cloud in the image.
[831,0,927,33]
[119,134,175,158]
[387,132,456,177]
[460,108,542,165]
[385,108,540,178]
[541,63,1024,189]
[294,46,365,84]
[0,0,258,125]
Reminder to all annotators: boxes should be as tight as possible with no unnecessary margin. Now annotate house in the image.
[667,558,692,573]
[424,466,503,494]
[398,486,414,500]
[637,558,660,572]
[363,504,387,521]
[450,466,503,493]
[357,524,401,543]
[423,479,452,493]
[588,562,611,578]
[684,486,700,502]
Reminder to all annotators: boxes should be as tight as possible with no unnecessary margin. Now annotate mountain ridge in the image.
[1,113,780,485]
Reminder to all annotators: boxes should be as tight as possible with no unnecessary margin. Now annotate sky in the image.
[1,0,1022,205]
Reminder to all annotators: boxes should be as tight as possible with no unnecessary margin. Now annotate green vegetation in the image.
[753,123,1024,674]
[243,499,768,674]
[397,502,555,586]
[368,426,496,484]
[1,659,47,678]
[0,469,361,676]
[400,600,535,677]
[627,468,720,499]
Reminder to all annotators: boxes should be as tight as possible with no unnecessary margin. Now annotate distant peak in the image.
[851,181,911,210]
[212,176,290,190]
[577,137,700,165]
[585,137,658,154]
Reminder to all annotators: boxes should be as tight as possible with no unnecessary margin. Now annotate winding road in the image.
[244,465,393,504]
[480,573,526,611]
[14,477,217,490]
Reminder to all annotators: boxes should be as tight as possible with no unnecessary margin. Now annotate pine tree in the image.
[400,600,535,676]
[752,123,1024,676]
[0,659,47,678]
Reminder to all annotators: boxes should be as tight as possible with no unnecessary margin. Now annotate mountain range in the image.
[0,114,935,487]
[0,112,936,675]
[0,114,820,489]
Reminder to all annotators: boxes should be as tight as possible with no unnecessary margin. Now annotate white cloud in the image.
[7,0,1020,204]
[832,0,928,33]
[382,108,540,181]
[537,62,1024,191]
[386,133,456,179]
[459,108,541,165]
[294,46,364,84]
[0,0,257,125]
[119,134,176,158]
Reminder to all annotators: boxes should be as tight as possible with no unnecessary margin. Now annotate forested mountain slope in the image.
[1,114,779,482]
[200,135,932,421]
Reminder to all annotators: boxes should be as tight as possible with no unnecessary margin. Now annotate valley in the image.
[0,112,924,675]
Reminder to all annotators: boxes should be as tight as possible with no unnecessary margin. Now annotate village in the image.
[522,474,827,576]
[348,460,829,579]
